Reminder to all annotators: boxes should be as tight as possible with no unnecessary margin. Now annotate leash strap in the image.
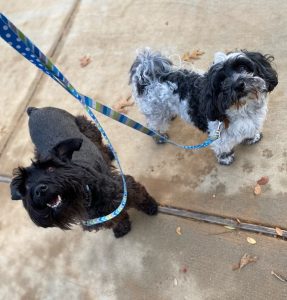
[0,13,221,150]
[0,13,222,224]
[0,13,126,226]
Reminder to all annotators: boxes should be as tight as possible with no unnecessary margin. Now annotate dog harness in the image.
[0,13,222,225]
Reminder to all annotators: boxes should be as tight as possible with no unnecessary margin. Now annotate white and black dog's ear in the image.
[213,52,228,64]
[200,65,233,121]
[10,167,27,200]
[50,138,83,162]
[242,50,278,92]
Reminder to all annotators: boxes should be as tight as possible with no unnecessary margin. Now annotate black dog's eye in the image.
[47,167,55,173]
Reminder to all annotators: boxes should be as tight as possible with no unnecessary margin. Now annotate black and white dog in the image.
[129,49,278,165]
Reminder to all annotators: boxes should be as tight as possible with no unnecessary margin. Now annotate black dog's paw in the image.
[218,151,235,166]
[153,133,169,144]
[242,133,263,145]
[140,197,158,216]
[113,218,131,238]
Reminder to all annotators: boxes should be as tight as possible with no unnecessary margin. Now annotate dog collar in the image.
[84,184,92,207]
[209,121,223,140]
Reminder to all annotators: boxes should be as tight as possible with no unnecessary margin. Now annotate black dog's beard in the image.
[23,169,89,230]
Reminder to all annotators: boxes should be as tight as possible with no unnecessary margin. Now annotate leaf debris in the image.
[233,253,258,271]
[182,50,205,62]
[253,184,261,196]
[79,55,92,67]
[271,270,287,282]
[176,226,182,235]
[112,95,134,114]
[275,227,283,237]
[224,226,236,230]
[247,237,257,245]
[257,176,269,186]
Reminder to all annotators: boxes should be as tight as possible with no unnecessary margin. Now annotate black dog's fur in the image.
[10,107,158,238]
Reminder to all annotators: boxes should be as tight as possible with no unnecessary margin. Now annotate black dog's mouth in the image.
[47,195,63,208]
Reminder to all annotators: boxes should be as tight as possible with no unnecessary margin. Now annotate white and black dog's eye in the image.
[235,61,254,73]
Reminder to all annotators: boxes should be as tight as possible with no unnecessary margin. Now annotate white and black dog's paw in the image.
[217,151,235,166]
[242,133,263,145]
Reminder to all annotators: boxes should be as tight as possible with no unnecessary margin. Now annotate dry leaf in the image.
[0,126,7,135]
[254,184,261,196]
[224,226,236,230]
[79,55,92,67]
[236,218,241,224]
[257,176,269,186]
[176,226,182,235]
[271,270,287,282]
[275,227,283,236]
[247,237,257,245]
[233,253,257,270]
[182,50,205,62]
[112,95,134,113]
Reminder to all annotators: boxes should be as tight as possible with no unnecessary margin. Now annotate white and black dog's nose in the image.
[34,184,48,198]
[234,80,245,92]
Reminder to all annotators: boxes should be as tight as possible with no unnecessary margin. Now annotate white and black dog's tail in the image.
[129,48,174,96]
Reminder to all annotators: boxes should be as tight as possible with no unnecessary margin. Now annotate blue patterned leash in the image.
[0,13,126,226]
[0,13,222,149]
[0,13,222,224]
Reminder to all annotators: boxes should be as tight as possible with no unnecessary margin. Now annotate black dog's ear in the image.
[242,51,278,92]
[51,138,83,161]
[10,167,27,200]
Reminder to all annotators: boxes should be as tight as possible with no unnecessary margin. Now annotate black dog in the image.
[10,107,158,238]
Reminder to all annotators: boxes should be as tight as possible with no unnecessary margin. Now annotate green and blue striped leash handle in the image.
[0,13,126,226]
[0,13,221,150]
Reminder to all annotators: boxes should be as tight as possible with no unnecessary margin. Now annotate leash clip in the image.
[210,121,223,141]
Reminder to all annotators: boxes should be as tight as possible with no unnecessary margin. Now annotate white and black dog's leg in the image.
[241,132,263,145]
[146,115,171,144]
[211,142,236,166]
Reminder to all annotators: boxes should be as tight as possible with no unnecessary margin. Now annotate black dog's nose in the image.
[34,184,48,197]
[235,81,245,92]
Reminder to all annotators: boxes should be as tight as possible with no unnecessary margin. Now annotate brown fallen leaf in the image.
[275,227,283,237]
[247,237,257,245]
[79,55,92,67]
[176,226,182,235]
[257,176,269,186]
[233,253,258,270]
[112,95,134,113]
[254,184,261,196]
[271,270,287,282]
[182,50,205,62]
[0,126,7,135]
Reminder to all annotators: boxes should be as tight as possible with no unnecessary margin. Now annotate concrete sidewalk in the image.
[1,0,287,299]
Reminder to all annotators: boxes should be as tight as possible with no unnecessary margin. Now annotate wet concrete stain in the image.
[278,163,287,173]
[262,149,273,158]
[241,161,254,173]
[215,183,226,194]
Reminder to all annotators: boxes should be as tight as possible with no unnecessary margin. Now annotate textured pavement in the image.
[1,1,287,299]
